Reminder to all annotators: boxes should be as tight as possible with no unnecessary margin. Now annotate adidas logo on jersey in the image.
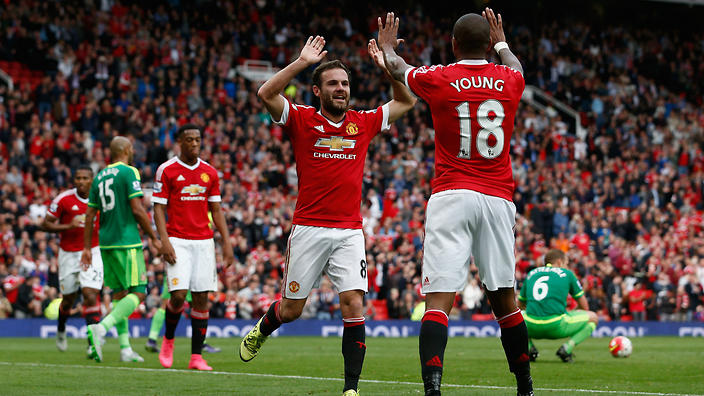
[177,175,185,181]
[71,205,79,211]
[314,125,325,133]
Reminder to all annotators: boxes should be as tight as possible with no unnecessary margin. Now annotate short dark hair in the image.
[452,13,490,55]
[176,123,200,140]
[311,60,351,88]
[544,249,566,266]
[74,165,93,176]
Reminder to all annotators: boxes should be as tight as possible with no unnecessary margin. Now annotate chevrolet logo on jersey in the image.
[314,136,356,151]
[181,184,207,195]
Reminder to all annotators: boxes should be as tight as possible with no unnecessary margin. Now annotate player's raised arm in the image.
[483,8,523,75]
[368,38,416,123]
[257,35,328,121]
[377,12,413,84]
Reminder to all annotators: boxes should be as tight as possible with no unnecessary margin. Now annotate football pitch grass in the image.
[1,336,702,395]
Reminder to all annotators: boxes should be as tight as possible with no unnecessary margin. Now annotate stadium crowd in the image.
[1,0,703,323]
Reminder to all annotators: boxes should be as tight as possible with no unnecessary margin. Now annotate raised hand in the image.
[298,35,328,65]
[368,39,389,74]
[377,12,404,50]
[482,7,506,47]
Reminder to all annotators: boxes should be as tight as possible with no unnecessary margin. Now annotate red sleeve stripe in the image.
[422,309,448,326]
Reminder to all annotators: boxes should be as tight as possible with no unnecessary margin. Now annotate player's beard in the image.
[321,93,349,117]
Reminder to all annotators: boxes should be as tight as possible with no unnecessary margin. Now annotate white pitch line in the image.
[1,361,701,396]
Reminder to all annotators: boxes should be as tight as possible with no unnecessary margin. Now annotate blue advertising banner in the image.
[1,319,703,338]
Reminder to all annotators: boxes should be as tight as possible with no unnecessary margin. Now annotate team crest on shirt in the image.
[200,173,210,183]
[346,122,359,135]
[288,281,300,293]
[423,277,430,287]
[172,278,179,286]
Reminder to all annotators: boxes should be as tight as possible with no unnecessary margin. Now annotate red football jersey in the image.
[46,188,99,251]
[152,157,221,240]
[405,60,524,201]
[275,99,389,228]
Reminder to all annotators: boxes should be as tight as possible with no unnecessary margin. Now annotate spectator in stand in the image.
[627,280,651,321]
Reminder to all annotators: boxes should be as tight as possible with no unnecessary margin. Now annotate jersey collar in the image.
[73,189,89,204]
[457,59,489,65]
[316,110,346,129]
[176,157,201,170]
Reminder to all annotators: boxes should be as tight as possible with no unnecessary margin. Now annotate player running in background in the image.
[378,9,533,396]
[519,249,598,363]
[239,36,415,395]
[151,124,234,371]
[42,165,103,355]
[81,136,162,363]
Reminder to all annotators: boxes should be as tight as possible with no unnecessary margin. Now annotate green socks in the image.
[149,307,166,340]
[116,318,131,349]
[565,322,596,353]
[100,293,140,331]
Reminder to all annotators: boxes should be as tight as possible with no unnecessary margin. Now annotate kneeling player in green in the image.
[518,249,598,362]
[81,136,162,363]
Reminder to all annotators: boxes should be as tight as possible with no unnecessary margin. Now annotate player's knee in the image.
[60,299,73,311]
[82,293,97,307]
[588,311,599,325]
[169,294,187,309]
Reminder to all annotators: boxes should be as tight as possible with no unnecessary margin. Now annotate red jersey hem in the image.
[167,232,214,240]
[292,217,362,229]
[432,183,513,202]
[60,243,99,252]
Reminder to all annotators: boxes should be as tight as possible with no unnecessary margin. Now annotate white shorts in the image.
[166,237,217,292]
[59,246,104,294]
[282,225,368,299]
[422,190,516,292]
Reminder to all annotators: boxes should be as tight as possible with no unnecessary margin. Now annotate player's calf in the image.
[342,317,366,394]
[496,309,533,395]
[419,310,449,396]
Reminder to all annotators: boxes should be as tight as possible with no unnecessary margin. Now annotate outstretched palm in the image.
[299,35,327,64]
[483,7,506,47]
[368,39,387,72]
[377,12,403,50]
